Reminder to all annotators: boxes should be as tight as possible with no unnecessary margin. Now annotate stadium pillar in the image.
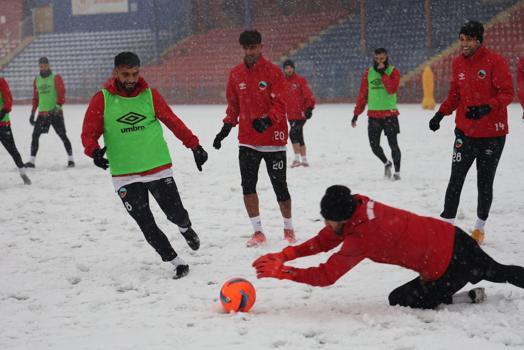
[152,0,160,62]
[425,0,432,49]
[359,0,367,54]
[244,0,252,29]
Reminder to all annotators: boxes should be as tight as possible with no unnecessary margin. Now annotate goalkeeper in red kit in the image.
[253,185,524,309]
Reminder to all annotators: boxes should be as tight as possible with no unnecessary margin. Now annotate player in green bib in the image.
[352,48,403,180]
[0,77,31,185]
[25,57,75,168]
[81,52,208,279]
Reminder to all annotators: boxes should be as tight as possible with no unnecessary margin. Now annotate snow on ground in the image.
[1,103,524,349]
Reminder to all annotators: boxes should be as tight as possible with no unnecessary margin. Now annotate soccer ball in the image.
[219,278,256,313]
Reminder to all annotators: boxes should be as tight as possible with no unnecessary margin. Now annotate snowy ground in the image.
[1,103,524,349]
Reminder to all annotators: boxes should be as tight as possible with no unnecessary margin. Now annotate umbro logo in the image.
[117,112,147,126]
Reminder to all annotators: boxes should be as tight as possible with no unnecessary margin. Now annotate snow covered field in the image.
[1,103,524,349]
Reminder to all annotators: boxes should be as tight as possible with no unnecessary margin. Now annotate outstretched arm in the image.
[152,88,199,149]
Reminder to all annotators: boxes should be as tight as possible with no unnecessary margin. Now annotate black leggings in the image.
[31,113,72,157]
[0,125,24,168]
[368,116,401,172]
[238,146,290,202]
[441,129,505,221]
[389,228,524,309]
[117,177,191,262]
[289,120,306,146]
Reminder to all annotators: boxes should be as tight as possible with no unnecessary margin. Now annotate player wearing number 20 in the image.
[428,21,514,245]
[212,30,295,247]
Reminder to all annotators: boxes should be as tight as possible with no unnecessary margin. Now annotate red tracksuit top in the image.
[81,77,199,176]
[285,195,456,287]
[31,73,66,115]
[284,72,315,121]
[438,46,514,138]
[517,57,524,112]
[0,77,13,127]
[353,67,401,118]
[223,55,288,147]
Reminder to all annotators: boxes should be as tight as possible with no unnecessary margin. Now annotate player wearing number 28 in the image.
[428,21,514,245]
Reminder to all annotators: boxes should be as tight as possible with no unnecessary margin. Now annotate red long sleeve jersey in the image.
[284,72,315,121]
[0,77,13,127]
[285,195,455,287]
[438,46,514,138]
[223,56,288,146]
[81,77,199,174]
[353,67,401,118]
[517,57,524,111]
[32,74,66,114]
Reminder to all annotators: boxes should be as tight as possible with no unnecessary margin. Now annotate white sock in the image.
[283,217,294,230]
[250,216,263,233]
[474,218,486,231]
[19,167,26,175]
[68,155,74,162]
[301,156,307,163]
[442,217,455,225]
[452,291,472,304]
[293,154,300,162]
[384,160,391,165]
[179,226,188,233]
[29,156,35,164]
[394,171,400,176]
[170,256,187,267]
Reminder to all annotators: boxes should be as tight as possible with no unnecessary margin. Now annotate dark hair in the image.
[239,30,262,47]
[459,20,484,43]
[283,59,295,69]
[320,185,357,221]
[114,52,141,68]
[38,57,49,64]
[374,48,388,55]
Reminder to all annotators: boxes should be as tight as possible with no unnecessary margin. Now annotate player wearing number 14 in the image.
[428,21,514,245]
[213,30,295,247]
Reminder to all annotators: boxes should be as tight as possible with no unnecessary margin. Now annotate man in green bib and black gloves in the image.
[352,48,402,180]
[26,57,74,168]
[81,52,208,279]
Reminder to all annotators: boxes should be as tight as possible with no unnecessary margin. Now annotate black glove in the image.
[304,107,313,120]
[213,123,233,150]
[192,145,208,172]
[92,147,109,170]
[0,109,6,121]
[429,112,445,132]
[29,113,36,126]
[252,116,272,133]
[373,61,388,74]
[465,105,491,120]
[351,115,358,127]
[51,105,63,116]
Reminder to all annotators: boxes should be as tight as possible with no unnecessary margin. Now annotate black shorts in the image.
[238,146,290,201]
[34,112,66,135]
[368,115,400,136]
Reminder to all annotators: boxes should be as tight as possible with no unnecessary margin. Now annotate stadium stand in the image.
[141,12,348,103]
[286,0,519,102]
[0,30,155,99]
[400,0,524,102]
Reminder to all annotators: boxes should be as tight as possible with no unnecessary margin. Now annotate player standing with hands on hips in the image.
[26,57,75,168]
[282,59,315,168]
[428,21,514,245]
